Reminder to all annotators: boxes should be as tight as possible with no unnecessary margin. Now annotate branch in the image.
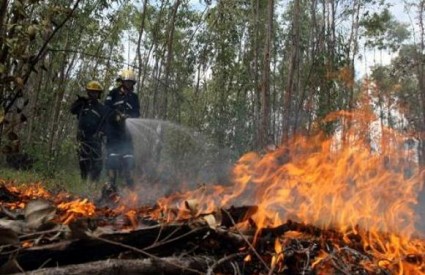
[91,235,205,275]
[4,0,83,114]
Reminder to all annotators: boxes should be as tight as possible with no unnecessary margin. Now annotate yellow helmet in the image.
[120,69,136,82]
[85,80,103,92]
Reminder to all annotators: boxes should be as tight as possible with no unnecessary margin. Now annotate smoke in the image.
[126,118,234,204]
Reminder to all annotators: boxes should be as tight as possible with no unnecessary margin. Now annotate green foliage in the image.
[383,44,424,131]
[360,8,409,51]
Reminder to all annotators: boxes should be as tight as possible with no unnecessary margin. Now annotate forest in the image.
[1,0,423,178]
[0,0,425,273]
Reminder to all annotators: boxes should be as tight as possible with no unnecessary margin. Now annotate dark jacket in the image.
[103,87,140,149]
[70,96,108,140]
[104,87,140,118]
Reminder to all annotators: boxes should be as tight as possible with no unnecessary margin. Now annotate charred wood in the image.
[0,224,213,271]
[220,205,258,228]
[0,185,20,203]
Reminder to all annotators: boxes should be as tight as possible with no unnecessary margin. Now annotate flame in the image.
[125,209,138,229]
[0,99,424,273]
[57,198,96,224]
[224,109,423,272]
[149,107,424,273]
[0,182,51,210]
[271,237,284,270]
[5,182,50,199]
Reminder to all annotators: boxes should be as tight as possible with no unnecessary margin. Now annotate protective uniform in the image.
[103,69,140,193]
[70,81,108,182]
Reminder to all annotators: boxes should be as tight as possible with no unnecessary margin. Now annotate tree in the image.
[258,0,274,149]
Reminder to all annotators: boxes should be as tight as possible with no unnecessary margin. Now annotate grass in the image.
[0,166,106,197]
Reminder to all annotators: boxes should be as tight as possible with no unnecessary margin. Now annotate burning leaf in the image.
[184,199,199,216]
[24,200,56,230]
[202,214,218,229]
[57,198,96,224]
[0,227,19,245]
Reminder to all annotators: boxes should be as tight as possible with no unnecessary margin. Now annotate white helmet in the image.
[120,69,136,82]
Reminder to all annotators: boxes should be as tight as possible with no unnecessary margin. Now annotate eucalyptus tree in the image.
[375,0,425,165]
[1,0,131,173]
[0,0,83,163]
[198,0,257,152]
[363,9,410,129]
[258,0,274,149]
[414,0,425,165]
[277,0,400,140]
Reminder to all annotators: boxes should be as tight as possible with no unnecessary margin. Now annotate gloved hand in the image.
[115,112,128,123]
[70,95,87,110]
[93,131,104,141]
[76,95,88,103]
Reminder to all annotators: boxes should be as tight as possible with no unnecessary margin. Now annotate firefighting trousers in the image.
[78,139,102,182]
[105,136,135,187]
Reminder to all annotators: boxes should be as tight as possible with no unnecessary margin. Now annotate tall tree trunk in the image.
[417,1,425,165]
[148,1,166,119]
[26,69,44,145]
[162,0,181,120]
[136,0,149,101]
[282,0,300,144]
[48,49,77,159]
[258,0,274,148]
[347,0,361,110]
[252,0,261,148]
[294,0,318,137]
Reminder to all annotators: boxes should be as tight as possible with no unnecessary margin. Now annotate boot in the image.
[98,175,118,205]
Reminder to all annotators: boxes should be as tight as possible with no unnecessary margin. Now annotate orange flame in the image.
[57,198,96,224]
[152,107,424,273]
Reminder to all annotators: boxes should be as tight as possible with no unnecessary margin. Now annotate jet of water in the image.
[125,118,233,203]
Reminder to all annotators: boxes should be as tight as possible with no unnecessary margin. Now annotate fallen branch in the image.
[16,257,214,275]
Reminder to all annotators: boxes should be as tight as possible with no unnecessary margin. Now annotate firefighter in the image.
[102,68,140,197]
[70,80,108,182]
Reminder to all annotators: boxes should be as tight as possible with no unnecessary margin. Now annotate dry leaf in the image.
[202,214,218,229]
[24,200,56,230]
[184,199,199,216]
[0,219,26,235]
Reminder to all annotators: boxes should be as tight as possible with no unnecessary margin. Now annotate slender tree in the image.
[258,0,274,148]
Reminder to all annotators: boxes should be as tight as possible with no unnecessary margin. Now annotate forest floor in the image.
[0,167,102,197]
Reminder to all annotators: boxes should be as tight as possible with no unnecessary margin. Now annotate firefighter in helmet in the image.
[70,80,108,182]
[102,68,140,197]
